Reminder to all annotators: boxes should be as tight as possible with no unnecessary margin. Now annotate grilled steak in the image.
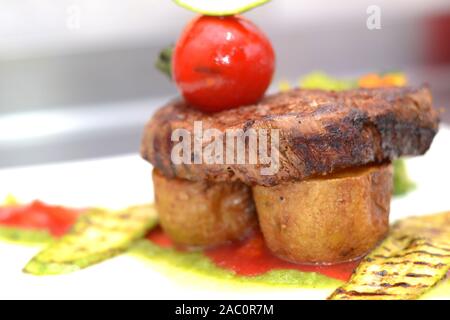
[141,86,439,186]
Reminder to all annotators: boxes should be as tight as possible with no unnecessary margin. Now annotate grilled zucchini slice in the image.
[0,226,52,245]
[23,205,158,275]
[329,212,450,300]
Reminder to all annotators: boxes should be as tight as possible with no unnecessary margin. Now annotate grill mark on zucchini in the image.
[373,271,433,278]
[405,273,433,278]
[381,261,446,268]
[335,289,393,297]
[379,282,427,288]
[329,211,450,300]
[374,251,450,259]
[422,242,450,252]
[23,205,158,275]
[374,270,389,276]
[413,262,446,267]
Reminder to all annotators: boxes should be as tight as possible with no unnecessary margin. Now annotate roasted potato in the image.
[153,169,257,248]
[252,164,393,264]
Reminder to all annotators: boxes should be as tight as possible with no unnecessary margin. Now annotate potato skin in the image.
[253,164,393,264]
[153,169,257,248]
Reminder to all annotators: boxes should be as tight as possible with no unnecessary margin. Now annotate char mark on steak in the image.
[141,86,439,186]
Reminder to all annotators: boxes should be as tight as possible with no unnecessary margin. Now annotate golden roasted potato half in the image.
[153,169,257,248]
[253,164,393,264]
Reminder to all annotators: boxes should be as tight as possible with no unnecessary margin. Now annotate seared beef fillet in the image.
[141,86,439,186]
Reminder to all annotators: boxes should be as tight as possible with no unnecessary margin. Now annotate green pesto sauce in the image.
[300,72,356,92]
[130,239,342,289]
[393,158,416,196]
[0,226,52,246]
[0,226,447,298]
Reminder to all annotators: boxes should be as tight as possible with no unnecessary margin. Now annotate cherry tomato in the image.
[173,15,275,112]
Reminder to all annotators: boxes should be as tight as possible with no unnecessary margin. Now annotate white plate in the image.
[0,126,449,300]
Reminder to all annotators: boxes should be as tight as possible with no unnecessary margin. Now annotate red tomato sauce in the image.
[147,228,359,281]
[146,226,174,248]
[0,201,359,281]
[0,201,81,237]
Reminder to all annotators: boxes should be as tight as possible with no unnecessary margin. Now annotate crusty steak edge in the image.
[141,86,439,186]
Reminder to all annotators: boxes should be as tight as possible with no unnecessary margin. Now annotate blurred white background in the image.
[1,0,449,58]
[1,0,450,167]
